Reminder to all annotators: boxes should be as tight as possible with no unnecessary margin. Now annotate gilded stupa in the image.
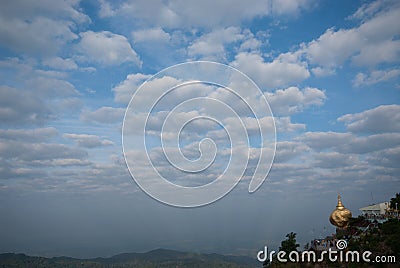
[329,194,352,228]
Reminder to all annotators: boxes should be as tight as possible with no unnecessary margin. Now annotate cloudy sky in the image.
[1,0,399,259]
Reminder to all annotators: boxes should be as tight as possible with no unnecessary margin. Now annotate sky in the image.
[0,0,400,259]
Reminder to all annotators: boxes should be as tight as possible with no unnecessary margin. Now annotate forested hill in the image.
[0,248,259,268]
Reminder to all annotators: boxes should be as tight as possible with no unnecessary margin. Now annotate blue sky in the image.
[0,0,399,258]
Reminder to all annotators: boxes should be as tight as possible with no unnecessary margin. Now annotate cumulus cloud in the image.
[338,105,400,133]
[117,76,217,113]
[274,141,310,163]
[232,52,310,89]
[311,66,336,77]
[304,28,361,68]
[98,0,315,28]
[366,146,400,168]
[80,107,125,124]
[113,73,152,104]
[76,31,141,66]
[280,118,400,189]
[0,0,89,23]
[0,17,78,56]
[300,131,352,151]
[0,57,83,127]
[188,27,257,60]
[301,131,400,154]
[265,86,326,115]
[0,0,89,56]
[313,152,360,169]
[268,128,400,191]
[0,127,58,142]
[349,0,399,21]
[188,27,238,58]
[42,57,78,70]
[302,0,400,68]
[0,86,53,126]
[271,0,316,15]
[98,0,117,18]
[0,134,92,183]
[28,76,79,98]
[132,27,171,43]
[0,140,87,162]
[275,117,305,132]
[63,133,114,148]
[340,133,400,154]
[352,68,400,87]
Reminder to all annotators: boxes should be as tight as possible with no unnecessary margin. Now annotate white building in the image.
[359,202,389,216]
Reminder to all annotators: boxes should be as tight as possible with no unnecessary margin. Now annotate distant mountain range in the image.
[0,248,260,267]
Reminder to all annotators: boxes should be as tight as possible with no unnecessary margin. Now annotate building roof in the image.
[360,204,382,211]
[359,202,388,214]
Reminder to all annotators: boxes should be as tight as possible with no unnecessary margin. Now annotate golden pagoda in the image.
[329,194,352,229]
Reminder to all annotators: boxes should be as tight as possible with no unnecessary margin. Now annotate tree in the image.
[279,232,299,254]
[263,232,300,268]
[390,193,400,210]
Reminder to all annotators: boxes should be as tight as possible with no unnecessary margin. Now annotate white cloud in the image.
[0,59,83,126]
[0,140,88,162]
[187,28,264,61]
[314,152,360,169]
[275,117,305,132]
[274,141,310,163]
[99,0,179,27]
[304,28,361,67]
[265,86,326,115]
[76,31,141,66]
[338,104,400,133]
[267,127,400,190]
[113,73,151,104]
[366,146,400,168]
[232,52,310,89]
[42,57,78,70]
[352,40,400,66]
[98,0,315,28]
[302,0,400,68]
[0,86,53,126]
[0,0,90,23]
[352,68,400,87]
[98,0,117,18]
[51,98,82,115]
[0,17,78,56]
[132,27,170,43]
[239,37,262,52]
[63,133,114,148]
[271,0,316,15]
[340,133,400,154]
[120,76,217,113]
[222,115,276,138]
[39,158,92,167]
[170,0,269,27]
[301,131,400,154]
[300,131,352,151]
[0,127,58,142]
[80,107,125,124]
[311,66,335,77]
[28,76,79,98]
[0,0,89,56]
[188,27,246,60]
[349,0,399,21]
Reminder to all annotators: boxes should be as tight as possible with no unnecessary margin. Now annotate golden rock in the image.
[329,194,352,228]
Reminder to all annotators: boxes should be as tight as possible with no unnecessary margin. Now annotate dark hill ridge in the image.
[0,248,259,267]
